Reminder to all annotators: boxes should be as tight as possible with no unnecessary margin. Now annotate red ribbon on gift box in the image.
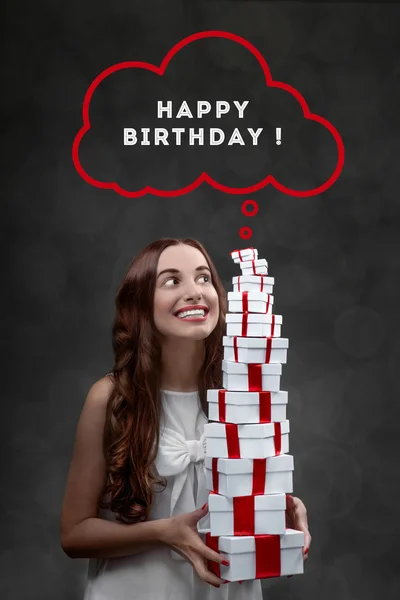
[225,424,241,458]
[253,458,267,494]
[233,496,255,534]
[233,337,239,361]
[242,312,249,336]
[242,291,249,313]
[218,390,227,422]
[264,338,272,363]
[206,532,281,579]
[217,390,272,423]
[248,364,262,390]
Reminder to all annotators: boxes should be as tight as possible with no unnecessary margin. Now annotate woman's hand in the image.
[286,495,312,560]
[159,504,229,588]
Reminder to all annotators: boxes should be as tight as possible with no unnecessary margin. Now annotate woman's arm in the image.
[60,377,168,559]
[62,516,168,559]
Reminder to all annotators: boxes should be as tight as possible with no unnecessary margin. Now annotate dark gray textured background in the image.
[2,1,400,598]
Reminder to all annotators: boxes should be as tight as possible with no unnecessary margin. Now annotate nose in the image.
[183,279,202,301]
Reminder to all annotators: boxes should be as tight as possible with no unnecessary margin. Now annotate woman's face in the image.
[153,244,220,340]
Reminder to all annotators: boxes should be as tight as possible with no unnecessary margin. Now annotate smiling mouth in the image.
[174,308,209,321]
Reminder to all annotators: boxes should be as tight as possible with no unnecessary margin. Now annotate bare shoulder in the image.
[88,375,114,402]
[84,375,114,410]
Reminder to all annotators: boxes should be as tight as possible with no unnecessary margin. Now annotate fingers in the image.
[303,531,312,560]
[185,504,209,527]
[197,540,229,566]
[193,539,230,586]
[187,503,209,522]
[192,554,225,587]
[188,529,229,566]
[304,530,312,547]
[286,494,294,509]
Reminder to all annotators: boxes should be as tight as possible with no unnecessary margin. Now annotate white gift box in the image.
[223,336,289,364]
[207,389,288,424]
[208,492,286,536]
[222,359,282,391]
[226,313,281,337]
[233,275,274,294]
[240,258,268,275]
[205,454,294,497]
[204,420,289,458]
[204,529,304,581]
[227,291,274,315]
[231,248,258,263]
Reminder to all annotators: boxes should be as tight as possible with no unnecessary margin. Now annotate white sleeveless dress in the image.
[84,389,263,600]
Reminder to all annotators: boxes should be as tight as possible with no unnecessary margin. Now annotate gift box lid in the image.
[204,453,294,474]
[226,313,278,325]
[239,258,268,269]
[209,492,286,511]
[230,248,258,260]
[223,336,288,349]
[214,528,305,553]
[227,291,274,304]
[233,275,275,285]
[222,360,282,375]
[204,420,290,439]
[207,390,288,406]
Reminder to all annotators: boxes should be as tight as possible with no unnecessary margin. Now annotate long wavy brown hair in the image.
[98,238,227,523]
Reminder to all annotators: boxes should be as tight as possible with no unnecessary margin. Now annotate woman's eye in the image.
[199,274,211,283]
[164,277,179,286]
[164,274,211,286]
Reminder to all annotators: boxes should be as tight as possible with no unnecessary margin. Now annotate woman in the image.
[60,238,311,600]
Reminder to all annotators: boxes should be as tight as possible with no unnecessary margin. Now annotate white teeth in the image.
[176,309,206,319]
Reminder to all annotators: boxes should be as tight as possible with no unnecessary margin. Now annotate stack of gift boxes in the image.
[202,247,304,583]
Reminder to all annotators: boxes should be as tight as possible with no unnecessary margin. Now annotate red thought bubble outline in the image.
[72,30,344,198]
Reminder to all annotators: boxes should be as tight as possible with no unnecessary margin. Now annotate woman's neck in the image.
[160,338,205,392]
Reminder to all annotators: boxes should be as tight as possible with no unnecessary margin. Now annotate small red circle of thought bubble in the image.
[241,200,259,217]
[240,227,252,240]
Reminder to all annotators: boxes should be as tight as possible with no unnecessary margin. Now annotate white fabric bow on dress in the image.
[155,427,209,561]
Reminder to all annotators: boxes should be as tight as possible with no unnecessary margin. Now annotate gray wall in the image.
[2,1,400,598]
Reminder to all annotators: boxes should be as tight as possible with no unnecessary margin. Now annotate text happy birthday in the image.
[123,101,264,146]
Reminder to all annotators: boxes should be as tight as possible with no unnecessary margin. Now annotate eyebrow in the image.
[157,265,211,279]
